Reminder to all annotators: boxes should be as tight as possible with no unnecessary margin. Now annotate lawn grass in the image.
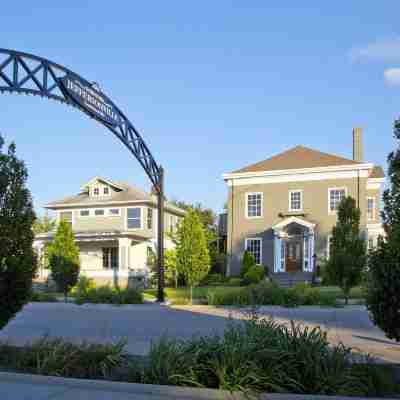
[144,286,244,304]
[319,286,365,300]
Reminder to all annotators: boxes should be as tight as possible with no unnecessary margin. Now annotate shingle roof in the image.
[232,145,359,173]
[45,178,185,215]
[369,165,385,178]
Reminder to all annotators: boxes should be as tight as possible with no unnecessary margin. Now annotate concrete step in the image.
[272,272,313,288]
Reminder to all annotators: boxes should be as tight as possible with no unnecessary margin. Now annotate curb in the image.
[0,372,398,400]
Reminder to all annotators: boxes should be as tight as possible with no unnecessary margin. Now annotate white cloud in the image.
[384,68,400,86]
[350,38,400,62]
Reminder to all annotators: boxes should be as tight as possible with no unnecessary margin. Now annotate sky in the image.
[1,1,399,216]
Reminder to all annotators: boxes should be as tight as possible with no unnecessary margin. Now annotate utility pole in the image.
[156,166,165,302]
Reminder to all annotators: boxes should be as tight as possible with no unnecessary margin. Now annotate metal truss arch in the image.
[0,48,162,189]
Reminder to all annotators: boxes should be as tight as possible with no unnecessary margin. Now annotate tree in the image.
[366,119,400,341]
[240,250,256,278]
[326,196,366,304]
[48,219,80,301]
[175,209,211,303]
[33,214,56,234]
[0,136,37,330]
[164,249,178,289]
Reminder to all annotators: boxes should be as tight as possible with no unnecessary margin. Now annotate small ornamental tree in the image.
[175,209,210,304]
[48,219,80,301]
[366,119,400,341]
[0,136,37,330]
[164,249,178,289]
[326,196,366,304]
[240,250,256,278]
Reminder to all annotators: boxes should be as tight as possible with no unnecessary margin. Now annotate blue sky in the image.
[1,1,399,215]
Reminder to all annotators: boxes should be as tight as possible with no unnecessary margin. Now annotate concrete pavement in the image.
[0,302,399,362]
[0,372,397,400]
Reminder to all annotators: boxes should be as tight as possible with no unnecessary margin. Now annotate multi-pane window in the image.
[102,247,118,269]
[247,193,262,218]
[94,209,105,216]
[367,198,375,221]
[289,190,302,211]
[147,208,153,230]
[127,207,141,229]
[103,187,109,195]
[80,210,90,217]
[93,187,100,196]
[108,208,120,216]
[368,238,374,250]
[329,188,346,212]
[245,238,262,265]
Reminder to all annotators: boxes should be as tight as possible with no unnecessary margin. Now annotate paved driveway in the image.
[1,303,399,362]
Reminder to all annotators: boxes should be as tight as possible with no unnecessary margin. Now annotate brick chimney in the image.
[352,127,363,162]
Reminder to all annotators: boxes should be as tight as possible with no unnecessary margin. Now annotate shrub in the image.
[75,285,143,305]
[71,276,96,297]
[207,287,249,306]
[0,137,37,330]
[225,277,242,287]
[247,281,285,305]
[319,292,337,307]
[0,337,126,379]
[283,287,302,307]
[131,318,396,397]
[30,292,58,302]
[243,265,265,285]
[240,250,255,278]
[200,273,227,286]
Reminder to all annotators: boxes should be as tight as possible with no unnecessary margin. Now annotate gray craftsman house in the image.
[34,177,185,287]
[222,128,385,286]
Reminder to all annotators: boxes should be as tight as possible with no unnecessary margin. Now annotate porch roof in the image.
[272,216,316,232]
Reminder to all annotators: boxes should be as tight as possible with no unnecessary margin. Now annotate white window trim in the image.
[328,187,348,215]
[107,208,121,217]
[125,206,144,230]
[245,192,263,219]
[93,208,106,217]
[326,234,332,260]
[78,209,91,218]
[288,189,303,212]
[245,237,263,265]
[93,187,100,196]
[367,197,375,221]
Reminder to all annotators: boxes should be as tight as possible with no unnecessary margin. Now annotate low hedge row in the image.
[207,282,337,307]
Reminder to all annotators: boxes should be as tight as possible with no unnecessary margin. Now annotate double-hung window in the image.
[367,197,375,221]
[246,193,262,218]
[328,188,346,213]
[289,190,302,211]
[147,208,153,230]
[245,238,262,265]
[102,247,118,269]
[127,207,141,229]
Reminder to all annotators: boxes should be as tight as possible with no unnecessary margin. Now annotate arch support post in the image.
[156,167,165,302]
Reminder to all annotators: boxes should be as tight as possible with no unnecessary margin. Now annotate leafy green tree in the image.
[240,250,256,278]
[48,219,80,301]
[366,119,400,341]
[33,214,56,234]
[175,209,211,303]
[326,196,366,304]
[0,136,37,330]
[165,249,178,289]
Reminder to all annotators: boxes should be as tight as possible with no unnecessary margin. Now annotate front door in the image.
[285,239,302,273]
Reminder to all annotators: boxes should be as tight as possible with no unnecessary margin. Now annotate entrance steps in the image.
[272,272,313,288]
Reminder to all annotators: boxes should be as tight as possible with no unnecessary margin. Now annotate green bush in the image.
[283,287,302,307]
[0,337,126,379]
[225,277,242,287]
[71,276,96,297]
[319,292,337,307]
[243,265,265,285]
[30,292,58,303]
[240,250,255,278]
[246,281,285,305]
[200,273,227,286]
[75,285,143,305]
[207,287,249,306]
[128,318,397,397]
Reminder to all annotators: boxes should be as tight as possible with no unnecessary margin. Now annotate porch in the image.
[272,216,316,276]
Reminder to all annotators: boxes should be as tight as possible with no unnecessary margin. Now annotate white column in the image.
[309,230,315,272]
[274,232,282,273]
[118,238,131,270]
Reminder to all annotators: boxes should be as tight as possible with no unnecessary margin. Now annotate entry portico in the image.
[272,216,315,273]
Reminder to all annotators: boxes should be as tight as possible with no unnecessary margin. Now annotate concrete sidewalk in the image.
[0,372,397,400]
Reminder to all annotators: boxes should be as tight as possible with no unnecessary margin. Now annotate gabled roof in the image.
[45,177,185,215]
[232,145,359,174]
[81,176,125,191]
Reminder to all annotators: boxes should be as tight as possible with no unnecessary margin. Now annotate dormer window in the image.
[93,187,100,196]
[103,187,109,195]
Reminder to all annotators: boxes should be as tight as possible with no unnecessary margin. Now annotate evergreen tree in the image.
[175,209,210,303]
[0,136,37,330]
[366,119,400,341]
[240,250,256,278]
[326,196,366,304]
[48,219,80,301]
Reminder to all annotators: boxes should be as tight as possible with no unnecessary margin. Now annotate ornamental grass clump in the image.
[133,317,396,397]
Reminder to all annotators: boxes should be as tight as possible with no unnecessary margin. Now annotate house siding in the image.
[227,176,370,276]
